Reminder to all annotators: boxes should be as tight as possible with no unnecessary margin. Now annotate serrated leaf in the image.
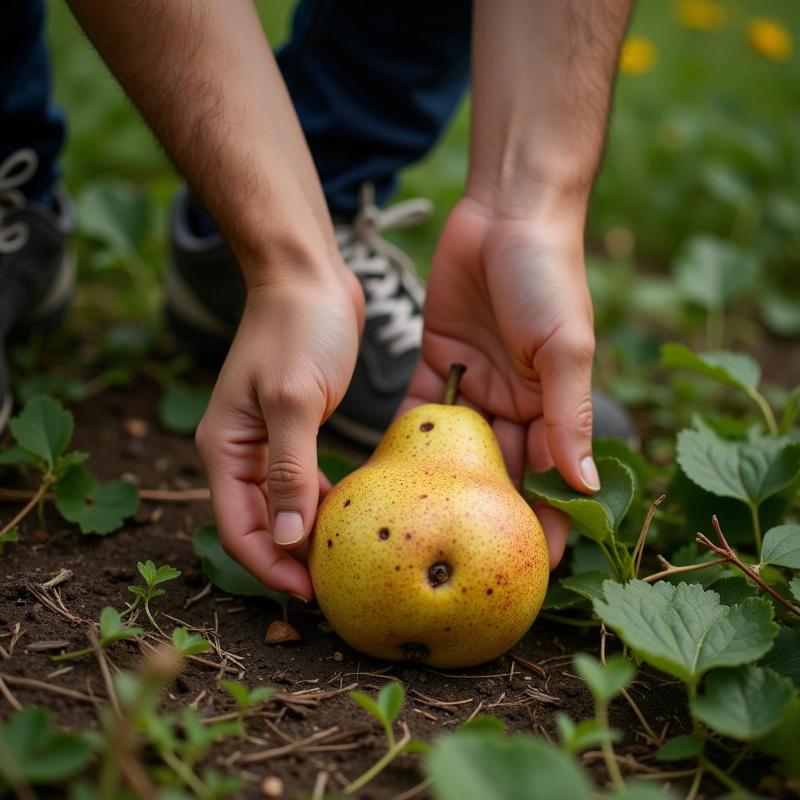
[761,626,800,688]
[99,607,142,646]
[54,465,140,535]
[171,627,210,656]
[761,524,800,568]
[542,582,587,611]
[560,572,611,602]
[350,690,385,725]
[192,524,287,610]
[8,395,73,471]
[757,696,800,778]
[573,654,633,705]
[0,707,92,785]
[556,713,619,754]
[138,560,181,588]
[691,665,796,740]
[158,382,212,436]
[676,424,800,506]
[710,576,758,607]
[376,682,404,724]
[426,730,591,800]
[661,343,761,397]
[524,457,636,543]
[220,680,249,710]
[654,734,702,762]
[593,580,777,687]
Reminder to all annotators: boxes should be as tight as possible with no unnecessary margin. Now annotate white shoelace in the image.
[336,183,432,357]
[0,149,38,255]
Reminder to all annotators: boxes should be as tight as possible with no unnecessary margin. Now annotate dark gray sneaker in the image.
[166,184,432,446]
[0,149,75,431]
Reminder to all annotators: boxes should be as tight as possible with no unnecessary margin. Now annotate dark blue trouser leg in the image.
[0,0,65,204]
[278,0,472,215]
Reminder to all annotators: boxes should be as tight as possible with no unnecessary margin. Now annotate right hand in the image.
[195,267,363,601]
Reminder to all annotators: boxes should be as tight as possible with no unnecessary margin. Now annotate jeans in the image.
[1,0,471,213]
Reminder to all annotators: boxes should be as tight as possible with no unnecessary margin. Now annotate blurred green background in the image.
[40,0,800,455]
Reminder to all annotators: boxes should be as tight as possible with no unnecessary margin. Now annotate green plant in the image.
[127,560,182,634]
[53,606,144,663]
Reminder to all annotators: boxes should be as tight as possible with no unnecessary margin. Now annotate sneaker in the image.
[0,149,75,432]
[166,184,432,446]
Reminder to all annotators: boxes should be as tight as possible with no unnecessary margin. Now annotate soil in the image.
[0,381,773,799]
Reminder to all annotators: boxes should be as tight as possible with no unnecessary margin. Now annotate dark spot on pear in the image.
[327,539,333,548]
[428,562,452,586]
[419,494,428,499]
[445,626,451,632]
[343,499,351,507]
[420,422,434,432]
[401,642,430,662]
[405,533,412,541]
[395,565,401,571]
[486,588,493,595]
[378,527,390,540]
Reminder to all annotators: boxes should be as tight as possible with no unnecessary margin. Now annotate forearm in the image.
[468,0,633,223]
[67,0,337,285]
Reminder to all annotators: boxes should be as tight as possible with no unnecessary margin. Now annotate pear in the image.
[309,364,549,669]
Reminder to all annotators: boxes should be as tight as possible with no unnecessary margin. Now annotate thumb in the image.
[265,405,320,549]
[535,329,600,495]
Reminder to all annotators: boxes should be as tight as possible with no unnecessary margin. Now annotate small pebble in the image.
[33,530,49,544]
[333,651,344,662]
[265,620,302,644]
[123,417,149,438]
[261,776,284,798]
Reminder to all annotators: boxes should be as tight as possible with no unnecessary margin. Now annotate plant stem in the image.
[596,703,625,791]
[684,766,703,800]
[442,363,467,405]
[700,755,748,796]
[643,558,728,584]
[51,645,94,663]
[697,516,800,618]
[633,495,666,578]
[159,748,212,800]
[384,722,397,750]
[748,503,762,554]
[144,601,167,636]
[749,389,779,435]
[344,724,412,796]
[0,478,49,540]
[540,612,601,628]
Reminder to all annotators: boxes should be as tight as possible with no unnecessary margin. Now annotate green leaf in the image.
[560,572,612,603]
[54,465,140,535]
[0,526,19,555]
[555,714,619,755]
[8,395,73,471]
[757,696,800,779]
[761,626,800,688]
[138,560,181,589]
[761,524,800,568]
[691,665,796,741]
[610,785,682,800]
[0,447,35,468]
[593,580,777,686]
[673,235,760,309]
[0,707,92,785]
[711,576,758,607]
[542,582,587,611]
[220,680,250,710]
[459,716,506,735]
[99,607,143,646]
[524,457,636,543]
[350,690,386,726]
[761,291,800,337]
[790,576,800,604]
[192,524,287,610]
[573,654,634,705]
[592,438,653,489]
[171,627,211,656]
[654,734,702,762]
[318,451,357,485]
[661,343,761,397]
[676,424,800,506]
[158,383,212,436]
[248,686,276,706]
[376,682,404,725]
[76,180,151,256]
[426,730,591,800]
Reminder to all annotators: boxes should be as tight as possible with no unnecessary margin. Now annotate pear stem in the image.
[442,363,467,405]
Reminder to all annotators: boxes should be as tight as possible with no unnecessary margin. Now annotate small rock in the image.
[123,417,149,438]
[33,530,49,544]
[317,621,333,634]
[150,507,164,524]
[265,620,302,644]
[261,776,284,798]
[333,651,344,662]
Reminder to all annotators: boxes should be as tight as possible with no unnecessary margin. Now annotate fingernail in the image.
[290,592,309,604]
[273,511,305,546]
[580,456,601,492]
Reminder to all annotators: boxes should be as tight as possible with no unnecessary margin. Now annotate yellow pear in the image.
[309,364,549,668]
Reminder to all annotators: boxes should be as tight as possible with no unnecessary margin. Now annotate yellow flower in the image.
[747,18,793,61]
[674,0,727,31]
[619,36,658,75]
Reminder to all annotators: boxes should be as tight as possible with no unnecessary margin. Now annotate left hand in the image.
[399,197,599,569]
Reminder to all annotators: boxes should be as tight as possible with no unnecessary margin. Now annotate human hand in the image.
[400,198,598,569]
[196,269,363,600]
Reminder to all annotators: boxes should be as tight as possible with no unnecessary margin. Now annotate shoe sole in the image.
[21,247,76,327]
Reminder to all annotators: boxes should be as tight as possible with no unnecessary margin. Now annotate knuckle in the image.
[562,331,595,365]
[268,456,307,495]
[267,382,308,415]
[571,396,594,438]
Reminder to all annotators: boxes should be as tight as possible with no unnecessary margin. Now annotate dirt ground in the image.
[0,381,772,799]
